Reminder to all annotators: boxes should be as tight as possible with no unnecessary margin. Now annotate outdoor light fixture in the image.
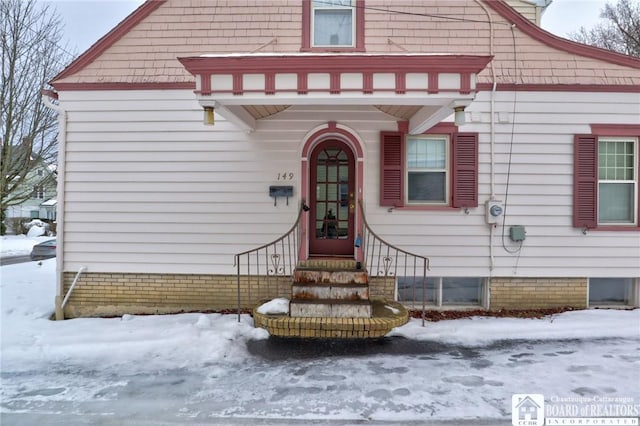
[454,106,466,126]
[203,106,215,125]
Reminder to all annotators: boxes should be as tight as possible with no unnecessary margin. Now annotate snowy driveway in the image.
[2,335,639,425]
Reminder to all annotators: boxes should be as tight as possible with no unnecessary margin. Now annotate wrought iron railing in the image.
[358,200,431,326]
[233,202,306,322]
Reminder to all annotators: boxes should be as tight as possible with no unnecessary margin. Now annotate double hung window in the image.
[574,127,639,229]
[598,138,637,224]
[406,136,449,204]
[380,125,478,209]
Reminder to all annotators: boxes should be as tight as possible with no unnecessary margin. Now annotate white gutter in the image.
[41,90,67,320]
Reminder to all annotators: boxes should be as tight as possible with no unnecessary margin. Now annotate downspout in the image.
[474,0,498,278]
[41,89,67,320]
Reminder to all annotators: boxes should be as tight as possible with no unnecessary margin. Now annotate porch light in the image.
[454,106,466,126]
[203,106,215,125]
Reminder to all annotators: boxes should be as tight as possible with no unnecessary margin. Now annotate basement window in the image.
[589,278,639,307]
[397,276,485,308]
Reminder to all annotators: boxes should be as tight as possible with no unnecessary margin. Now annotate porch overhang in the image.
[178,54,492,134]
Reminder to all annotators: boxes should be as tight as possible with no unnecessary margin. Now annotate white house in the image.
[45,0,640,322]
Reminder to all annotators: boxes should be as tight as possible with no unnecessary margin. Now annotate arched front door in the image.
[309,140,356,256]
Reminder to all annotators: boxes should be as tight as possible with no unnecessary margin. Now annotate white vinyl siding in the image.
[60,90,640,280]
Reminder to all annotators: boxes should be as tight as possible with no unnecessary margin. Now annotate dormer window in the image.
[302,0,365,52]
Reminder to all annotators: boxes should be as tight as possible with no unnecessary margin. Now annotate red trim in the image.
[330,73,341,94]
[395,72,406,94]
[40,89,58,100]
[428,73,438,94]
[51,0,166,84]
[297,72,308,94]
[265,73,276,95]
[301,0,365,52]
[199,73,211,95]
[363,73,373,94]
[422,122,457,135]
[590,124,640,136]
[476,83,640,93]
[301,0,311,51]
[397,121,409,134]
[179,55,492,76]
[460,73,471,95]
[51,82,195,91]
[232,74,243,95]
[300,158,309,261]
[301,122,364,158]
[51,81,640,94]
[486,0,640,70]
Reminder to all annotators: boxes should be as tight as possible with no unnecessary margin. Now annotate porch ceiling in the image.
[244,104,424,122]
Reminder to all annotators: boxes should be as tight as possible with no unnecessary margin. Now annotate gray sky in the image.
[44,0,610,56]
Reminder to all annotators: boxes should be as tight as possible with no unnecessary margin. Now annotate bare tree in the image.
[1,0,71,234]
[569,0,640,57]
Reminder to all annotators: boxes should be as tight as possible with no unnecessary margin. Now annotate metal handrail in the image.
[233,202,306,322]
[358,200,431,326]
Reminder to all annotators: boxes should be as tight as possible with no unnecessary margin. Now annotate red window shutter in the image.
[574,135,598,229]
[452,132,479,208]
[380,131,404,207]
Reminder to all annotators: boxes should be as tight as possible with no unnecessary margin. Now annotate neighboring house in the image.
[5,160,57,222]
[46,0,640,320]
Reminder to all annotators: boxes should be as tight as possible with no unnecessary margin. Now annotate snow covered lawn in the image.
[1,236,639,424]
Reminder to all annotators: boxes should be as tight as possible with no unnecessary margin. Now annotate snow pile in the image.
[257,297,290,314]
[390,309,640,346]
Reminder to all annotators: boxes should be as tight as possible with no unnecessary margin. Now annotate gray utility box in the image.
[509,225,526,242]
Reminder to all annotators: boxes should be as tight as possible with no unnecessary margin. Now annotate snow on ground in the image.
[1,237,639,424]
[0,235,53,257]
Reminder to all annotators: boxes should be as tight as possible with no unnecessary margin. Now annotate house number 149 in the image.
[277,172,294,180]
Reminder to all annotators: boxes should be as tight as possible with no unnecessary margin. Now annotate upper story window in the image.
[574,126,640,231]
[302,0,365,52]
[312,0,354,47]
[598,138,637,224]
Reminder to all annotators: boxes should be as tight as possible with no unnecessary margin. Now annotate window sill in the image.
[399,303,483,311]
[588,304,637,309]
[300,47,366,53]
[589,225,640,232]
[389,205,459,212]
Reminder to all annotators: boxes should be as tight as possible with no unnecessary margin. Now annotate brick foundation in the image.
[62,272,291,318]
[489,277,588,310]
[62,272,590,318]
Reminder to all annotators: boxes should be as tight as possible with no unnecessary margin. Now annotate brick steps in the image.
[252,258,410,338]
[253,300,409,339]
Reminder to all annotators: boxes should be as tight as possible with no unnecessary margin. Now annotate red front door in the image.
[309,140,356,256]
